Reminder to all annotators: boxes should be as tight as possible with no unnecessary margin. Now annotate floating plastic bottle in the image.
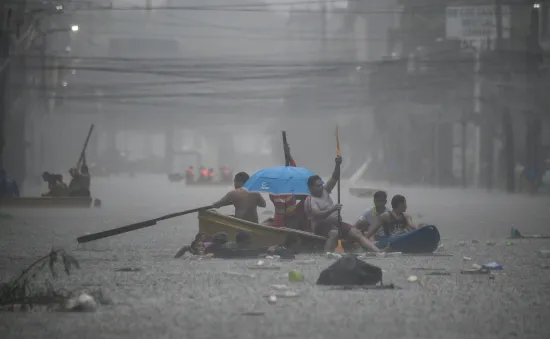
[288,270,304,282]
[482,262,503,270]
[267,295,277,304]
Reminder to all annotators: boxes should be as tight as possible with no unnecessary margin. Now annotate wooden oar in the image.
[76,205,213,243]
[335,126,341,224]
[282,131,290,166]
[76,124,95,169]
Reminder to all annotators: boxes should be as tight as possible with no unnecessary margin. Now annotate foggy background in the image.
[1,0,550,190]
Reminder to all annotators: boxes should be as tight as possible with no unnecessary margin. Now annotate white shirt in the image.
[358,206,388,236]
[305,188,338,229]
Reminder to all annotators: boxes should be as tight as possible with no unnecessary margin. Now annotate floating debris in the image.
[482,262,503,270]
[241,311,265,316]
[267,295,277,304]
[460,268,490,275]
[247,264,281,270]
[224,271,256,278]
[386,252,402,257]
[288,270,304,282]
[326,252,343,259]
[425,271,451,276]
[114,267,142,272]
[407,275,419,282]
[64,293,97,312]
[274,291,300,298]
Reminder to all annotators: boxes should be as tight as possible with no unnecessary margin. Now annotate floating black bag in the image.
[316,255,383,286]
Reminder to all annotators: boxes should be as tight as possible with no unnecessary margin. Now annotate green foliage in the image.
[0,248,80,311]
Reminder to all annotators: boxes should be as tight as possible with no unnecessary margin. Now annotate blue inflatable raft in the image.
[375,225,440,254]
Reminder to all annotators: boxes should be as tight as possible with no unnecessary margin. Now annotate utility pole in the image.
[461,109,467,188]
[525,3,543,193]
[0,4,10,169]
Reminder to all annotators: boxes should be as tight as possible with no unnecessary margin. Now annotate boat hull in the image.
[0,197,94,208]
[198,209,326,249]
[374,225,441,254]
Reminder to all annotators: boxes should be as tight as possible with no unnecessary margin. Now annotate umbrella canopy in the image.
[243,166,318,195]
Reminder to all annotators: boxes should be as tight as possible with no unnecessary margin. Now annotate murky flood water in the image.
[1,176,549,339]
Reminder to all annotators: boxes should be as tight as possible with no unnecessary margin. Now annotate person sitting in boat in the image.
[220,164,233,183]
[354,190,389,237]
[304,156,383,253]
[68,165,91,197]
[207,168,215,182]
[41,172,69,197]
[268,145,301,229]
[363,194,418,240]
[0,169,20,197]
[211,172,266,223]
[185,166,195,183]
[198,166,209,182]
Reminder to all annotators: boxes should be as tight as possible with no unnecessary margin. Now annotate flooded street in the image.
[1,176,550,339]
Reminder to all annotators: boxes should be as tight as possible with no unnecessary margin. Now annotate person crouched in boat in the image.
[185,166,195,183]
[363,194,418,241]
[68,165,91,197]
[305,156,384,253]
[211,172,266,223]
[268,146,302,229]
[41,172,69,197]
[198,166,209,182]
[220,164,233,183]
[354,190,389,238]
[207,168,215,182]
[0,169,20,197]
[174,232,252,258]
[219,164,234,183]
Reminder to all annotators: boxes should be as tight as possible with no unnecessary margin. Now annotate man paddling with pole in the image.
[304,127,385,253]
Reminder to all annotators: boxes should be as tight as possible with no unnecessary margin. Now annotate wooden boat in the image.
[198,209,326,249]
[167,173,231,186]
[349,187,378,197]
[0,196,94,208]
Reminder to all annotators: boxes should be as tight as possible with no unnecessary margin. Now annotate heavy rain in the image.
[1,0,550,338]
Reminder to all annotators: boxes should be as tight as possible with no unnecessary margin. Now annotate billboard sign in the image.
[446,5,511,46]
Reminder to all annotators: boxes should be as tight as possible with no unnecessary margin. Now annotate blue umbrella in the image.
[243,166,318,195]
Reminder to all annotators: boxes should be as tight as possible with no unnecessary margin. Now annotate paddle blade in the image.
[77,220,157,243]
[335,126,340,157]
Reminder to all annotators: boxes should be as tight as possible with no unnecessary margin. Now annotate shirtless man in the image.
[211,172,266,223]
[364,194,418,241]
[305,156,383,253]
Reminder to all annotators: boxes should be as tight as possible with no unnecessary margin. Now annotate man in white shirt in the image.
[354,190,389,239]
[305,156,383,253]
